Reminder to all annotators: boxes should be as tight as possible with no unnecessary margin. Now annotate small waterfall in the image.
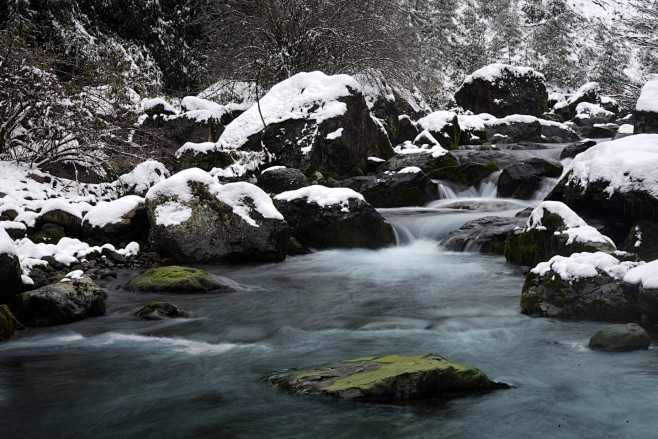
[435,170,502,200]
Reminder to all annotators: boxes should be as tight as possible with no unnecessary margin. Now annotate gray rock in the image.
[0,248,22,304]
[136,302,189,320]
[497,158,563,199]
[8,277,107,327]
[589,323,650,351]
[440,216,526,254]
[258,168,309,194]
[332,171,438,208]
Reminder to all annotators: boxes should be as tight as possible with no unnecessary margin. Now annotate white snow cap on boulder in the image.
[636,80,658,113]
[562,134,658,197]
[217,71,361,150]
[275,185,364,208]
[82,195,145,228]
[146,168,283,228]
[461,63,544,85]
[624,260,658,289]
[142,97,177,114]
[0,227,17,256]
[526,201,615,247]
[532,252,637,283]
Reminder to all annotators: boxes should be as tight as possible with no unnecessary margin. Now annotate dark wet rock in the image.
[35,205,82,237]
[623,221,658,262]
[505,202,616,267]
[485,117,543,144]
[257,167,309,194]
[559,140,597,159]
[451,150,517,170]
[146,170,289,263]
[273,187,395,249]
[8,277,107,327]
[588,123,619,139]
[332,171,438,208]
[454,64,548,118]
[30,223,66,244]
[128,266,234,293]
[540,121,580,143]
[0,241,22,304]
[1,221,27,240]
[497,158,562,199]
[428,162,499,187]
[635,111,658,135]
[441,216,526,254]
[589,323,650,351]
[286,237,311,256]
[173,145,235,173]
[82,196,148,245]
[268,353,508,402]
[136,302,189,320]
[379,152,458,174]
[397,115,421,144]
[0,304,14,341]
[634,80,658,134]
[101,248,127,264]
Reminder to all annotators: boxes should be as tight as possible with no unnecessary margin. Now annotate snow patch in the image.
[624,260,658,289]
[532,252,636,282]
[462,63,544,85]
[275,185,364,208]
[636,80,658,113]
[82,195,144,228]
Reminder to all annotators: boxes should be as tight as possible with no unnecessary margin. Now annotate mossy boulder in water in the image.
[589,323,650,351]
[128,266,233,293]
[268,354,508,402]
[135,302,189,320]
[8,277,107,327]
[0,304,14,341]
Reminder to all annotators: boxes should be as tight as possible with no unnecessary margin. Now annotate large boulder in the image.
[635,79,658,134]
[216,72,395,178]
[128,266,233,293]
[553,82,601,121]
[8,277,107,327]
[332,169,438,208]
[416,111,461,150]
[34,199,83,237]
[589,323,650,352]
[273,186,395,249]
[484,115,543,144]
[0,228,22,304]
[457,114,488,145]
[257,167,309,194]
[454,64,548,118]
[497,158,563,199]
[112,160,171,197]
[505,201,616,267]
[624,260,658,326]
[173,142,236,172]
[82,195,148,245]
[380,151,458,175]
[521,252,639,321]
[547,134,658,243]
[267,353,508,402]
[440,215,526,254]
[429,161,499,188]
[145,168,289,263]
[0,304,14,341]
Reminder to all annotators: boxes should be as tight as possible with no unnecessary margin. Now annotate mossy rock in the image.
[428,161,499,187]
[521,271,639,321]
[135,302,188,320]
[268,353,508,402]
[504,212,615,267]
[8,277,107,327]
[287,237,311,256]
[128,266,234,293]
[589,323,650,352]
[624,221,658,262]
[0,304,14,341]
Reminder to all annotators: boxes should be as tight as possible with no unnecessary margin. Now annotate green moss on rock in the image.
[128,266,233,293]
[269,353,508,402]
[589,323,650,351]
[0,304,14,341]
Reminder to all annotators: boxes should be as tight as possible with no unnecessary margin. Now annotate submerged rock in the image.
[136,302,189,320]
[268,353,508,402]
[8,277,107,327]
[589,323,650,352]
[128,266,233,293]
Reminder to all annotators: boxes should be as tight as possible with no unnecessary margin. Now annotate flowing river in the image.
[2,145,658,438]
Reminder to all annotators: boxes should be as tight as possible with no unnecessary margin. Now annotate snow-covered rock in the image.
[273,186,395,249]
[521,251,640,321]
[145,168,289,263]
[505,201,615,266]
[82,195,147,244]
[635,79,658,134]
[454,64,548,118]
[415,111,460,150]
[548,134,658,240]
[113,160,170,196]
[142,97,177,117]
[216,71,394,177]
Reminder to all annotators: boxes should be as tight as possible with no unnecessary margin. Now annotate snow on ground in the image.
[532,251,637,282]
[526,201,615,247]
[275,185,365,210]
[217,71,360,150]
[636,80,658,113]
[563,134,658,197]
[624,260,658,289]
[82,195,145,228]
